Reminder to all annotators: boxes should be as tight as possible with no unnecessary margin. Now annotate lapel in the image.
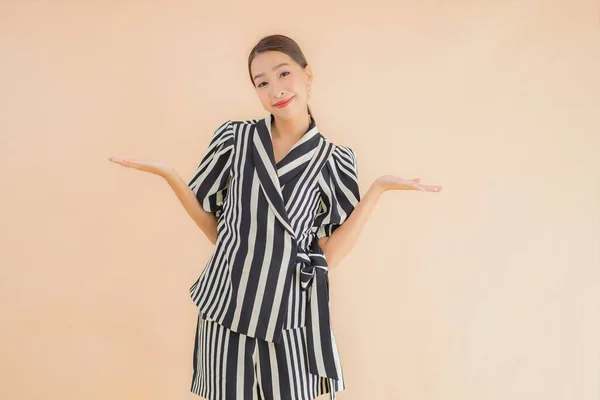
[252,114,332,240]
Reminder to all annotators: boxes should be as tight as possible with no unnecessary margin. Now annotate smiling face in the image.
[250,51,312,120]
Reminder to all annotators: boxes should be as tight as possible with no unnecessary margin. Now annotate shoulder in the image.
[208,117,265,148]
[211,118,257,133]
[218,117,264,137]
[331,144,357,163]
[205,120,236,150]
[328,143,358,175]
[229,117,262,128]
[319,142,361,199]
[210,119,235,135]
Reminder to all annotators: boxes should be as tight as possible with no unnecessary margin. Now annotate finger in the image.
[111,158,135,168]
[125,161,144,170]
[109,158,127,166]
[122,159,142,167]
[110,157,130,165]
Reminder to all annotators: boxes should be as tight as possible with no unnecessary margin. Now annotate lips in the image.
[274,96,294,108]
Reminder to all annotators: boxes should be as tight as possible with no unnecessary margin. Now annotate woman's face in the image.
[250,51,312,121]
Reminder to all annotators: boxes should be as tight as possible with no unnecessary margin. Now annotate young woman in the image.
[108,34,442,400]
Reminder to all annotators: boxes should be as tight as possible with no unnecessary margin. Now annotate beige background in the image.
[1,1,599,399]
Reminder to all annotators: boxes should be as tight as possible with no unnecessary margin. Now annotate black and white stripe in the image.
[191,313,346,400]
[188,114,360,398]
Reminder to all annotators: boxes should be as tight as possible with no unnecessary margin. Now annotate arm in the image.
[319,182,384,270]
[318,175,442,269]
[106,156,220,244]
[163,168,219,245]
[108,122,234,247]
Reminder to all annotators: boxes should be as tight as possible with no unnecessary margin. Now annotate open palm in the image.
[377,175,442,192]
[107,156,171,177]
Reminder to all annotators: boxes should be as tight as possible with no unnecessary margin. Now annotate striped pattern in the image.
[191,313,345,400]
[188,114,360,396]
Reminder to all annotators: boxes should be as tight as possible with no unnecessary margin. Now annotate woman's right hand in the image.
[107,156,173,178]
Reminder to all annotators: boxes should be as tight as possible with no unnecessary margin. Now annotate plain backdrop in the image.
[1,1,599,399]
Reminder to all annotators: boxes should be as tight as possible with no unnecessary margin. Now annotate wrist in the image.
[160,166,178,180]
[368,180,387,197]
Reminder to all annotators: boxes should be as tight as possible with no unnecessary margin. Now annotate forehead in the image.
[250,51,297,74]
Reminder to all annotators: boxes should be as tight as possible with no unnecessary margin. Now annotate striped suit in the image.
[188,114,360,400]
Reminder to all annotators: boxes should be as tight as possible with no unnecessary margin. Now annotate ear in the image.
[304,64,313,83]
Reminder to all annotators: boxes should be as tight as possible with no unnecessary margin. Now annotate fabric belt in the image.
[296,237,342,382]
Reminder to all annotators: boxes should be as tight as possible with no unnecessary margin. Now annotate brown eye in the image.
[257,71,289,88]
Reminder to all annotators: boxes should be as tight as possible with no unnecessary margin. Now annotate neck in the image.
[271,112,311,140]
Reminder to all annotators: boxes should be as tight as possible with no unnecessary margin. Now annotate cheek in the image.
[291,79,308,96]
[257,90,270,105]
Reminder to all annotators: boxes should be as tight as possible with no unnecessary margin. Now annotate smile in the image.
[274,96,294,108]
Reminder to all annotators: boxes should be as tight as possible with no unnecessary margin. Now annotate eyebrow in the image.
[253,63,290,81]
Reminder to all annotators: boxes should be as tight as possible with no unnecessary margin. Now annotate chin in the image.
[272,105,301,119]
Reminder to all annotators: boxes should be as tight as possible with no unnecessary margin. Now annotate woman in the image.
[108,34,442,400]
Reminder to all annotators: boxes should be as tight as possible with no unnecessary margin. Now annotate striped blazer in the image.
[187,113,360,381]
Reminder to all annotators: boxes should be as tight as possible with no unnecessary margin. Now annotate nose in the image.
[271,84,285,99]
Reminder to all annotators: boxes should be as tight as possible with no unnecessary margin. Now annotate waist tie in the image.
[296,238,343,382]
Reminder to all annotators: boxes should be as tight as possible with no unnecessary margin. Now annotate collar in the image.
[252,114,334,240]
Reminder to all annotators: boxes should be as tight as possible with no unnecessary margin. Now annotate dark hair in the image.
[248,34,313,118]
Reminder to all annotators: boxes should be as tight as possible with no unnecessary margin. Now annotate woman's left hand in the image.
[375,175,443,193]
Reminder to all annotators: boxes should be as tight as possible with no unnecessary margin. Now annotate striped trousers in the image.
[190,312,346,400]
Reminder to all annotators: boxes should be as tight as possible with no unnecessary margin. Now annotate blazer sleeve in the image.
[188,120,235,219]
[314,145,361,239]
